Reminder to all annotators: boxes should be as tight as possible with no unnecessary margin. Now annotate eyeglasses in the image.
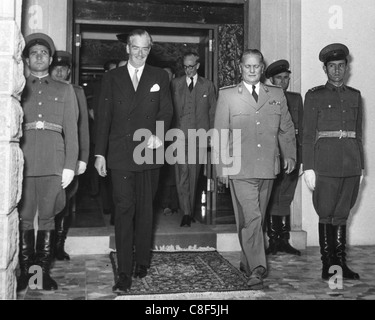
[183,63,198,70]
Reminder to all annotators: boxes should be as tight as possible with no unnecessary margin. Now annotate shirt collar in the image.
[243,81,260,94]
[127,62,145,78]
[326,81,346,92]
[186,74,198,85]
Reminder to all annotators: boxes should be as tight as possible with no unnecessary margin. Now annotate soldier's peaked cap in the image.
[23,32,56,57]
[265,59,291,78]
[52,51,72,67]
[319,43,349,63]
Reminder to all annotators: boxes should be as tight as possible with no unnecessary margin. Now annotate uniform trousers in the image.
[19,176,65,230]
[111,168,159,276]
[230,178,273,273]
[313,175,360,226]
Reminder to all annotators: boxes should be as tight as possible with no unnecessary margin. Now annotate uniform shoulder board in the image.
[308,85,325,92]
[219,84,237,90]
[345,85,360,93]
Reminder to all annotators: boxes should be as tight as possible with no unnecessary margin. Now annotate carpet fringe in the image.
[115,290,265,300]
[152,245,216,252]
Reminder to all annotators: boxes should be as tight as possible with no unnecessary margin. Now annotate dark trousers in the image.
[111,168,159,275]
[266,164,300,217]
[313,175,360,225]
[230,178,273,272]
[19,176,65,230]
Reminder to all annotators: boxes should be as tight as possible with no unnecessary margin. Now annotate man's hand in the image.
[76,161,87,175]
[304,169,316,191]
[218,175,229,188]
[147,135,163,149]
[61,169,75,189]
[95,156,107,177]
[283,158,296,174]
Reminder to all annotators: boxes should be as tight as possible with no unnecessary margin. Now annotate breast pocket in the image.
[267,106,281,127]
[318,105,337,121]
[231,112,250,129]
[47,96,64,116]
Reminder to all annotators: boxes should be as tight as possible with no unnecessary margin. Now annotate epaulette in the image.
[219,84,237,90]
[345,85,360,93]
[308,85,325,92]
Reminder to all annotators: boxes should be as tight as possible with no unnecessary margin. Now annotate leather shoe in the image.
[247,266,266,290]
[239,262,250,277]
[134,264,148,278]
[112,273,132,293]
[180,215,195,227]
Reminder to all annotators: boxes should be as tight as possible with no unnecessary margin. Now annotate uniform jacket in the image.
[73,84,90,164]
[302,82,364,177]
[214,82,296,179]
[95,64,173,172]
[21,75,79,176]
[285,91,303,164]
[171,75,217,131]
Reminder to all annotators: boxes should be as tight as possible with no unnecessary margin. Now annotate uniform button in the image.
[256,111,259,114]
[256,122,260,125]
[343,110,346,113]
[38,114,42,118]
[257,144,261,148]
[38,91,42,94]
[38,102,42,105]
[55,97,58,101]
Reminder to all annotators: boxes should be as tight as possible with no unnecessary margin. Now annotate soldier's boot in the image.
[17,230,35,291]
[265,215,281,255]
[35,230,58,290]
[319,223,335,280]
[55,210,71,261]
[333,224,360,280]
[279,216,301,256]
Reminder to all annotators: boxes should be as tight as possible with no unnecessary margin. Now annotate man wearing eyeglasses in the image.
[171,51,217,227]
[264,59,303,257]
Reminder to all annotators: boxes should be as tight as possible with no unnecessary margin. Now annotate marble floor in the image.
[16,245,375,300]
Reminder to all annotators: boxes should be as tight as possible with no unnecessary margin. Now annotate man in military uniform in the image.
[18,33,79,291]
[214,49,296,289]
[264,60,303,256]
[50,51,90,261]
[303,43,363,280]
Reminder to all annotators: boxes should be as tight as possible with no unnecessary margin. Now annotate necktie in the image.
[132,69,139,91]
[252,85,258,102]
[189,77,194,92]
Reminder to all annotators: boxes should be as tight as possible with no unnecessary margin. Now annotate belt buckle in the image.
[35,121,45,130]
[339,130,347,139]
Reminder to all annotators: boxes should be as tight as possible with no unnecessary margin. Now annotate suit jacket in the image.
[72,84,90,164]
[95,64,173,172]
[285,91,303,164]
[171,75,217,131]
[21,75,79,176]
[214,82,296,179]
[302,82,363,177]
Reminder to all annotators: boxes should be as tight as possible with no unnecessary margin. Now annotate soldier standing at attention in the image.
[264,60,303,256]
[303,43,364,280]
[17,33,79,291]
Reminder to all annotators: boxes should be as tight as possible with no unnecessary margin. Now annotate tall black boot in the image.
[333,225,360,280]
[279,216,301,256]
[55,210,71,260]
[265,215,281,255]
[17,230,35,291]
[318,223,334,280]
[35,230,58,290]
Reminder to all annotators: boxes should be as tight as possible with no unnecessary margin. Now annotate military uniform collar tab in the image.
[326,81,345,91]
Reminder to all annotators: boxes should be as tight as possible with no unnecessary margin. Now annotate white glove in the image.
[147,135,163,149]
[61,169,75,189]
[94,156,107,177]
[76,161,87,175]
[304,169,316,191]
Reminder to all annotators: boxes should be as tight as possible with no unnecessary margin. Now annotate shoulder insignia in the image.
[219,84,237,90]
[345,85,361,93]
[309,85,325,92]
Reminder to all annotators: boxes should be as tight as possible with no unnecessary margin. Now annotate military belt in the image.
[24,121,63,134]
[317,130,356,139]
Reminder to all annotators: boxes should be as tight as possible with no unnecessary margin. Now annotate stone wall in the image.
[0,0,25,300]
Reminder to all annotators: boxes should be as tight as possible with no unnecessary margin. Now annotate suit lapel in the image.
[257,84,270,110]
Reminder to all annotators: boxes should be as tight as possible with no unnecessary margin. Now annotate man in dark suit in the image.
[213,49,296,289]
[264,60,303,256]
[94,29,173,293]
[303,43,363,280]
[50,51,90,261]
[18,33,79,291]
[171,51,217,227]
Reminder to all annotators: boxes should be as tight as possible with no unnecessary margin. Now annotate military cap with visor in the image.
[23,32,56,57]
[319,43,349,63]
[265,59,291,79]
[51,51,72,68]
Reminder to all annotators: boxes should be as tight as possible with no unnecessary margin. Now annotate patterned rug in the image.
[110,251,265,300]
